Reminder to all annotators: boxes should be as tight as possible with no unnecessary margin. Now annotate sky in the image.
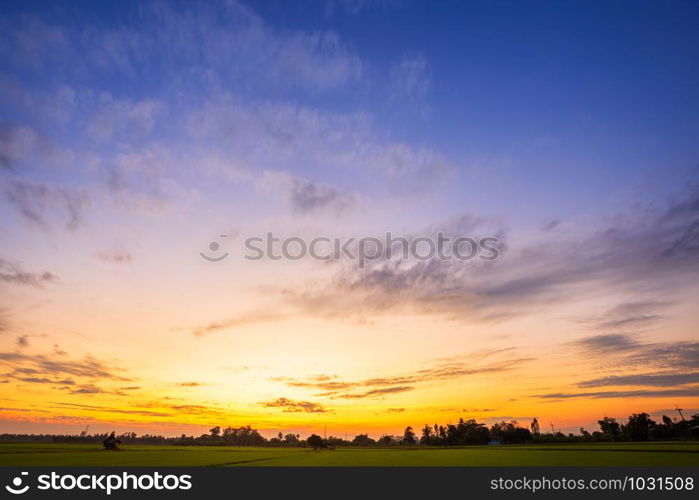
[0,0,698,438]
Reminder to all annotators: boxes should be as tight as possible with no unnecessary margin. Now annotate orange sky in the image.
[1,0,698,439]
[2,283,697,437]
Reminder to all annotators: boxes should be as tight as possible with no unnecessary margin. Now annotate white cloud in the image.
[183,93,454,193]
[87,93,160,143]
[389,54,432,104]
[2,1,362,93]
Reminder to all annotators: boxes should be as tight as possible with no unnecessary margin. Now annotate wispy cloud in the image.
[338,386,414,399]
[260,397,328,413]
[542,219,561,231]
[2,179,90,230]
[572,334,699,371]
[272,352,531,399]
[86,95,160,143]
[389,54,431,106]
[593,301,668,330]
[533,387,699,400]
[0,258,57,287]
[274,184,699,325]
[0,122,46,170]
[578,372,699,388]
[290,177,353,214]
[0,351,130,384]
[566,334,699,395]
[624,342,699,371]
[190,311,285,336]
[572,334,640,355]
[0,308,9,333]
[9,376,74,385]
[50,402,170,418]
[68,384,106,395]
[0,2,362,93]
[258,171,355,215]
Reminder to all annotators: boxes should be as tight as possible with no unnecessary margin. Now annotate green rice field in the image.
[0,442,698,467]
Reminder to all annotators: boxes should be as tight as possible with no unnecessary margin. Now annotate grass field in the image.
[1,442,698,467]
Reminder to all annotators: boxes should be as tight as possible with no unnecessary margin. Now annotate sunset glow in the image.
[1,0,698,440]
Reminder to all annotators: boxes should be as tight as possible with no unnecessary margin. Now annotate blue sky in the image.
[2,0,698,227]
[0,0,698,435]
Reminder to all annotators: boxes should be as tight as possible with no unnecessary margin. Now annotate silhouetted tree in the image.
[221,425,266,445]
[490,421,531,444]
[460,419,490,445]
[3,408,693,449]
[624,413,656,441]
[283,433,300,445]
[598,417,621,440]
[351,434,376,446]
[307,434,325,450]
[377,435,395,446]
[420,424,433,445]
[325,436,349,446]
[402,426,417,445]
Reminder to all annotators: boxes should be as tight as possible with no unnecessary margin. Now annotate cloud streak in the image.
[2,179,90,230]
[290,177,353,214]
[0,351,131,386]
[260,397,328,413]
[0,259,57,287]
[578,372,699,388]
[0,2,362,93]
[190,312,286,336]
[572,334,699,371]
[534,387,699,400]
[271,184,699,326]
[272,353,532,399]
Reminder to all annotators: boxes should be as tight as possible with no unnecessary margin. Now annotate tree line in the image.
[1,411,696,447]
